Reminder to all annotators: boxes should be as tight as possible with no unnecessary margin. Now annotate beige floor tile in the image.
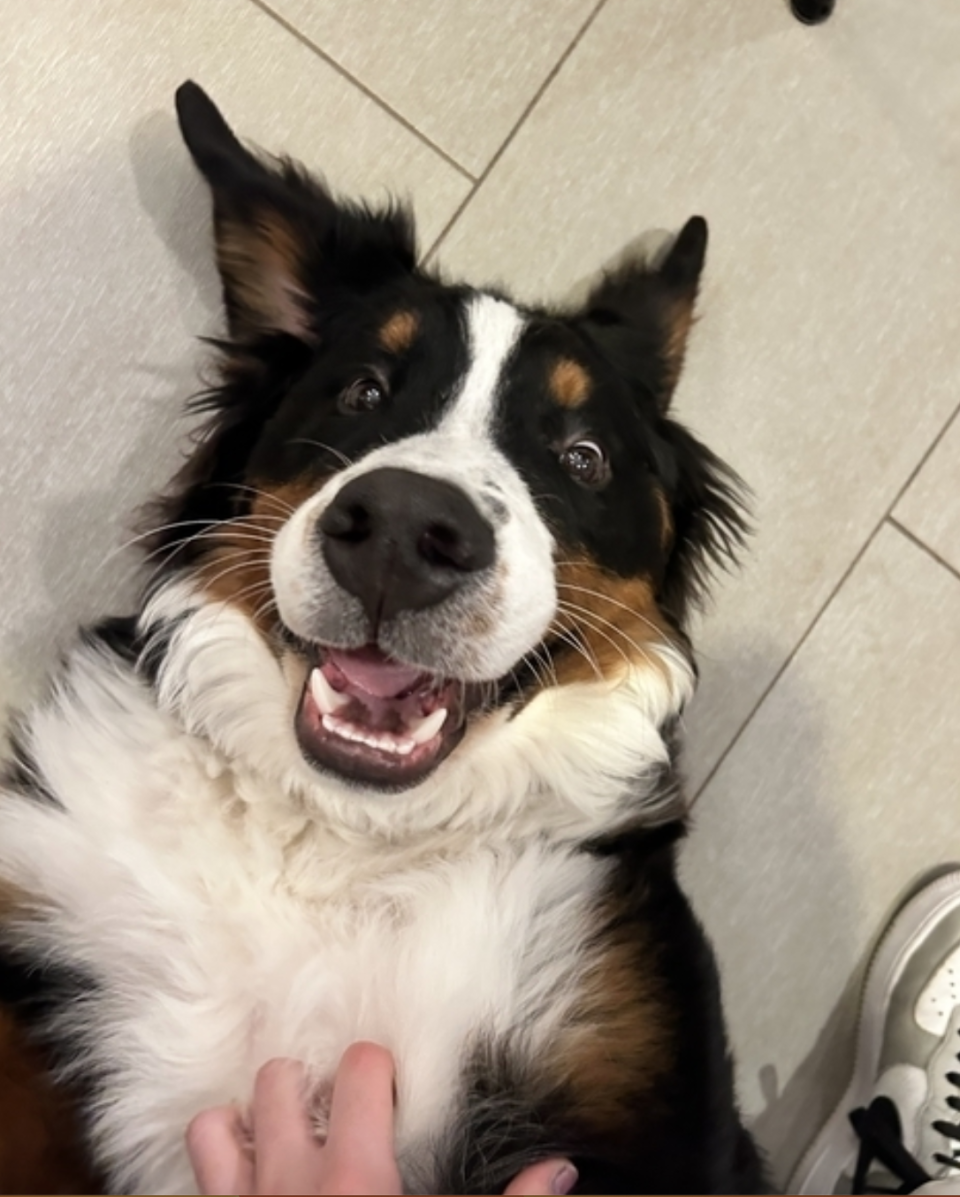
[0,0,469,710]
[894,413,960,577]
[435,0,960,789]
[680,522,960,1184]
[260,0,596,176]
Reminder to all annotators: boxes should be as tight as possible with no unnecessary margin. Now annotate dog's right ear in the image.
[175,82,416,342]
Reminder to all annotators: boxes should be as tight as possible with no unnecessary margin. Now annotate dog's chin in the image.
[292,643,483,792]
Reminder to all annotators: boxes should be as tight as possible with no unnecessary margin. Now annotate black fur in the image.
[0,723,61,811]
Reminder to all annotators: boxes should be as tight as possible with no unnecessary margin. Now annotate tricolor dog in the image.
[0,83,765,1195]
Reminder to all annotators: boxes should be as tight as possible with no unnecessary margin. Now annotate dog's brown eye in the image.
[559,440,609,488]
[340,378,386,414]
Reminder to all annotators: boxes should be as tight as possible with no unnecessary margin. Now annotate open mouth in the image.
[295,645,471,789]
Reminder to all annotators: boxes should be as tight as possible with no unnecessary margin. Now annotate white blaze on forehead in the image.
[441,293,525,437]
[271,288,555,683]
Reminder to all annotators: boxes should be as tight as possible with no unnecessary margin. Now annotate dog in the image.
[0,82,765,1195]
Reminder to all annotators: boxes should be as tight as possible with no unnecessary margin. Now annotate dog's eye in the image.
[558,440,609,488]
[339,377,386,414]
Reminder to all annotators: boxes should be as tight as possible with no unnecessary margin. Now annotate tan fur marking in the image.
[548,358,591,409]
[550,556,674,686]
[378,310,420,354]
[218,213,309,334]
[655,487,674,551]
[662,302,696,393]
[549,916,672,1132]
[0,878,38,921]
[0,1008,98,1193]
[198,480,322,632]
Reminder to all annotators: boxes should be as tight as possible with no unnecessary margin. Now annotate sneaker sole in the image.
[788,867,960,1194]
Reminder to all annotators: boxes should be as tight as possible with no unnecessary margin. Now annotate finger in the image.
[323,1042,401,1192]
[503,1158,578,1195]
[250,1058,326,1195]
[186,1105,255,1196]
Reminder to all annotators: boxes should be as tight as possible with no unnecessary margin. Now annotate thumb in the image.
[503,1158,578,1195]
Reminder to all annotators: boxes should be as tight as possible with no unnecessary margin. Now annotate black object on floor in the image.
[791,0,836,23]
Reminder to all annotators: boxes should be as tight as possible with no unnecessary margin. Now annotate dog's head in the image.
[142,83,746,838]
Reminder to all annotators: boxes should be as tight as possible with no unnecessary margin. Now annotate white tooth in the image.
[382,736,416,756]
[322,713,360,743]
[408,707,448,745]
[311,668,350,715]
[319,713,417,758]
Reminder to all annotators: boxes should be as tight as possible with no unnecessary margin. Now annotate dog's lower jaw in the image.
[141,578,694,842]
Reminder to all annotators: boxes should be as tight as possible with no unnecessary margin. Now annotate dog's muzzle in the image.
[319,466,496,627]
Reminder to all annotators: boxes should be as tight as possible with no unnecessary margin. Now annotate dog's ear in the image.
[175,82,416,342]
[582,216,708,410]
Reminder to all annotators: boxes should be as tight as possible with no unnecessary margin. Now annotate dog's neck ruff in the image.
[141,576,694,844]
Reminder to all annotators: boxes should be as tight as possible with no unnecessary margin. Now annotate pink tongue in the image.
[324,647,425,700]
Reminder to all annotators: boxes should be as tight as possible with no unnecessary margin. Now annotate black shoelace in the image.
[932,1069,960,1170]
[848,1096,932,1194]
[849,1034,960,1192]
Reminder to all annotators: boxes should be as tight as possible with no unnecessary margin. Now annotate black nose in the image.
[319,467,496,624]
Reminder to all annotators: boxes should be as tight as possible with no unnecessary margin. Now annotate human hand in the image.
[186,1043,577,1195]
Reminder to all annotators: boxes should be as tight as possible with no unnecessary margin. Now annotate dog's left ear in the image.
[175,81,416,342]
[582,216,708,409]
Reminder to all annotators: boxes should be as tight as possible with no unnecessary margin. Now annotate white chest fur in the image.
[0,654,608,1194]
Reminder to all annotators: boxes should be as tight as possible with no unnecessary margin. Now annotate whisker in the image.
[101,513,283,579]
[547,622,604,683]
[201,575,277,627]
[527,642,559,691]
[519,649,548,693]
[250,595,280,627]
[159,529,279,551]
[197,555,273,596]
[137,523,280,590]
[233,582,277,614]
[555,580,665,640]
[211,482,298,516]
[556,599,657,672]
[100,517,246,570]
[557,607,636,672]
[505,667,525,703]
[289,439,353,470]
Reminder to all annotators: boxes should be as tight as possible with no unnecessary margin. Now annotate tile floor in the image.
[1,0,958,1186]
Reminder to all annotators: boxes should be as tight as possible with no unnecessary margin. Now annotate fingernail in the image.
[551,1163,578,1194]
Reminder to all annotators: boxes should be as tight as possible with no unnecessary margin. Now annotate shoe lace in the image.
[848,1096,931,1195]
[932,1068,960,1171]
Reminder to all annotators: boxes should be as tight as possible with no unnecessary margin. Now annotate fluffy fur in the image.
[0,83,765,1194]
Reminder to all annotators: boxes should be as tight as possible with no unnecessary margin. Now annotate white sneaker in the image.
[790,869,960,1195]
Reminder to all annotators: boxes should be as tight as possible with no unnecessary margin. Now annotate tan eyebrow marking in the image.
[548,357,591,408]
[378,310,420,354]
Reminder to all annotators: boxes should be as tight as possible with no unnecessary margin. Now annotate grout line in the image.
[887,517,960,587]
[422,0,609,266]
[883,398,960,515]
[248,0,478,184]
[689,521,885,803]
[691,393,960,803]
